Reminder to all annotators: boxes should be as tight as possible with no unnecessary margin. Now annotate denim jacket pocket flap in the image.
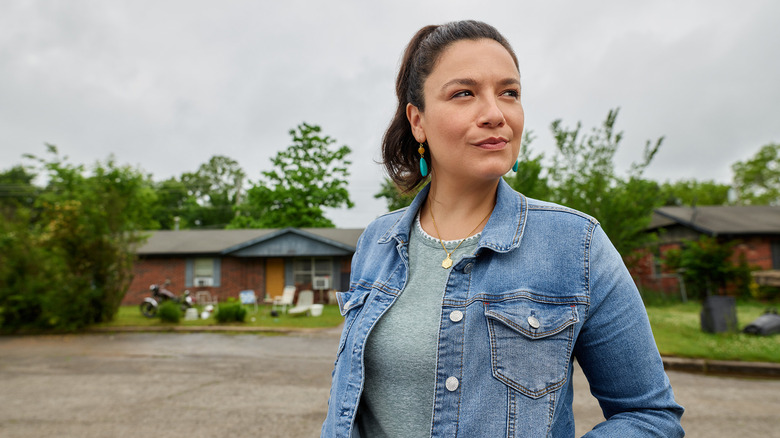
[484,300,578,339]
[336,290,370,316]
[334,290,371,362]
[484,299,578,399]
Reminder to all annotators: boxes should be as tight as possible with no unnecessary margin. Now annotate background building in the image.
[631,206,780,294]
[125,228,363,305]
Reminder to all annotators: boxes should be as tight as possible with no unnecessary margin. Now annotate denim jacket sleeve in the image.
[574,225,685,437]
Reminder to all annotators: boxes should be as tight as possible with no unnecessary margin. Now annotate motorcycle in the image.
[139,282,194,318]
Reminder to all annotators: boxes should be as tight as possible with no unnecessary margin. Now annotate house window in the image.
[293,258,332,289]
[653,256,663,278]
[651,246,664,278]
[772,241,780,269]
[186,258,221,287]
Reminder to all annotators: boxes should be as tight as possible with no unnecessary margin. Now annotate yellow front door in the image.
[265,258,285,300]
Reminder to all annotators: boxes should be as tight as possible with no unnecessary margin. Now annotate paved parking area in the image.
[1,332,779,437]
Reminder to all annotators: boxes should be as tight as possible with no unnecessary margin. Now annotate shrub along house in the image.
[124,228,363,305]
[631,205,780,295]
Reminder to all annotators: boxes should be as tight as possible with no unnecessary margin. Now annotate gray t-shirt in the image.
[357,215,480,437]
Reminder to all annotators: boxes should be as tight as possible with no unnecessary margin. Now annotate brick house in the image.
[124,227,363,305]
[631,206,780,294]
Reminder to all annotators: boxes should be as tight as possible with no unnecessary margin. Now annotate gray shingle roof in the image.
[137,228,364,255]
[650,206,780,235]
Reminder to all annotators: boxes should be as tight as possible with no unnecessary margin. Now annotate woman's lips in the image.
[474,137,509,150]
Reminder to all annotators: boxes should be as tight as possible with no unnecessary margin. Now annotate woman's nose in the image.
[478,97,505,127]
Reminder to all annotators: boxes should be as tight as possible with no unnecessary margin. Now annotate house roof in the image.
[137,227,364,256]
[649,206,780,235]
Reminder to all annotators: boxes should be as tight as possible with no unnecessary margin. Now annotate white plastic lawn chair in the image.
[288,290,314,316]
[272,285,296,314]
[195,290,218,306]
[239,290,258,314]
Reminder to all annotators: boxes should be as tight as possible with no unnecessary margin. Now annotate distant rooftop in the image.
[137,227,364,255]
[649,206,780,235]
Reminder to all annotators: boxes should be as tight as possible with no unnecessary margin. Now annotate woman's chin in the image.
[472,162,516,180]
[459,168,514,184]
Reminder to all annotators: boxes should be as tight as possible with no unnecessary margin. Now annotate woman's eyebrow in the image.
[440,77,521,91]
[440,78,477,91]
[498,78,521,87]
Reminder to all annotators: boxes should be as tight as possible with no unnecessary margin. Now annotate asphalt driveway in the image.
[1,331,778,437]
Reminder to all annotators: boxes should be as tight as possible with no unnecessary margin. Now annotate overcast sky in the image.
[2,0,779,227]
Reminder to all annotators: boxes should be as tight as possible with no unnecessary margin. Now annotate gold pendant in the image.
[442,255,453,269]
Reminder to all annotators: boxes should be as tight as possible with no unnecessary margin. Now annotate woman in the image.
[322,20,684,437]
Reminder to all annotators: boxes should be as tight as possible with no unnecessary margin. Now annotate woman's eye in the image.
[502,89,520,98]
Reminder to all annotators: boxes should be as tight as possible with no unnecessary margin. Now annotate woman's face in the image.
[408,38,524,185]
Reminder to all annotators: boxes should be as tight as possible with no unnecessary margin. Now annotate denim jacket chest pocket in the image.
[484,298,580,399]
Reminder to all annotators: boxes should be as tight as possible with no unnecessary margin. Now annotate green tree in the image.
[544,108,663,257]
[659,179,731,206]
[732,143,780,205]
[232,123,353,228]
[0,145,156,331]
[180,155,246,228]
[0,165,38,217]
[149,177,194,230]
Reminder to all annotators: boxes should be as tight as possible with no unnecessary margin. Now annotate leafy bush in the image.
[0,208,81,331]
[753,284,780,301]
[663,236,753,300]
[734,253,754,298]
[158,301,181,323]
[215,299,247,323]
[0,147,155,332]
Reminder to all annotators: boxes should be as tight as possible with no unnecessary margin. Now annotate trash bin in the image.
[310,304,324,317]
[184,308,199,321]
[743,309,780,335]
[701,295,737,333]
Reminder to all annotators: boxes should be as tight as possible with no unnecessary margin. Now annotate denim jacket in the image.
[322,180,684,437]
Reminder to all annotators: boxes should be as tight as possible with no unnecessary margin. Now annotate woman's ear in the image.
[406,103,425,143]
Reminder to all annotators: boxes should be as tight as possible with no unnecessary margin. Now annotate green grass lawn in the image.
[647,301,780,363]
[102,300,780,363]
[99,303,345,330]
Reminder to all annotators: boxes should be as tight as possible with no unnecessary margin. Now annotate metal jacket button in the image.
[449,310,464,322]
[463,263,474,273]
[527,315,540,329]
[445,376,459,391]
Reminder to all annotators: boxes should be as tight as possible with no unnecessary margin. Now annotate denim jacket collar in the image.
[377,178,527,254]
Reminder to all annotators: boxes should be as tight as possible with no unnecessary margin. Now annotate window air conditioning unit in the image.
[313,276,330,290]
[195,277,213,287]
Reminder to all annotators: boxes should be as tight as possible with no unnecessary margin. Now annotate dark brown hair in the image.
[381,20,519,192]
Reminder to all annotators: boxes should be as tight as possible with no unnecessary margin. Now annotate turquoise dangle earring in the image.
[512,159,519,172]
[418,143,429,177]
